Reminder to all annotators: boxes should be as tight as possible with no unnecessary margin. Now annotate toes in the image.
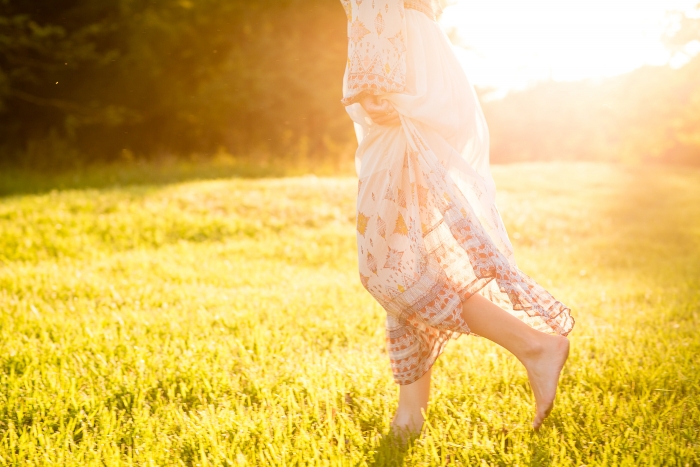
[532,404,553,430]
[532,416,543,430]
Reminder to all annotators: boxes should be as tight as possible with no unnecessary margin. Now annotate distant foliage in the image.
[0,1,698,167]
[0,0,351,167]
[482,6,700,166]
[483,54,700,166]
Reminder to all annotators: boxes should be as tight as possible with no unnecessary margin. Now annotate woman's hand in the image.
[359,94,401,126]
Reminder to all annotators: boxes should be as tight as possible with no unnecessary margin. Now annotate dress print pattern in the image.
[340,0,408,105]
[341,0,574,385]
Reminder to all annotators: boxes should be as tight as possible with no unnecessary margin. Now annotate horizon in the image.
[441,0,700,95]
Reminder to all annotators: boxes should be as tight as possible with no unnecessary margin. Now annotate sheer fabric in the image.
[339,0,409,105]
[341,1,574,385]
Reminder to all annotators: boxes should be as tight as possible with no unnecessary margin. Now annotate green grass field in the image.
[1,162,699,466]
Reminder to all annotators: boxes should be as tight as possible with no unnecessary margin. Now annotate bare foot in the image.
[521,334,570,430]
[387,423,419,447]
[390,409,424,440]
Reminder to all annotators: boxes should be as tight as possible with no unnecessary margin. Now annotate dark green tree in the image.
[0,0,351,167]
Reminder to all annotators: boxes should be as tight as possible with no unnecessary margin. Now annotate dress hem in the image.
[394,284,573,385]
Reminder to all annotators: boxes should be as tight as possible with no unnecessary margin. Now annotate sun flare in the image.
[441,0,700,92]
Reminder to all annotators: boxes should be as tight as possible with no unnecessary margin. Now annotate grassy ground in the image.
[0,162,698,466]
[0,154,355,198]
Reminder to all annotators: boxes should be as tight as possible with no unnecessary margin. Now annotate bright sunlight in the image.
[442,0,700,92]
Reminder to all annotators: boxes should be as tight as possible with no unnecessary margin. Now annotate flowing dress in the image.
[340,0,574,385]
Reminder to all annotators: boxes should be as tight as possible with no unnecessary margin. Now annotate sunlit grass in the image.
[0,162,698,465]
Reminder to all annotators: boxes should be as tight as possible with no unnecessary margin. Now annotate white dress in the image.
[340,0,574,385]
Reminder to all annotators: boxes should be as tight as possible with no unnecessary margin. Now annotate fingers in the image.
[368,102,401,126]
[358,95,401,126]
[370,112,401,126]
[375,98,394,113]
[371,112,401,126]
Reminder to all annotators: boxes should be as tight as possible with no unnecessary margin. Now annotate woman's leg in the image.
[391,367,431,435]
[391,292,569,433]
[460,293,569,429]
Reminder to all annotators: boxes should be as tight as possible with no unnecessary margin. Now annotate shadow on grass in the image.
[0,158,354,198]
[369,430,415,467]
[526,431,554,466]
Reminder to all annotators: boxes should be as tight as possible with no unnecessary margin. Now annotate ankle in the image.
[520,332,569,363]
[519,334,546,362]
[391,409,425,434]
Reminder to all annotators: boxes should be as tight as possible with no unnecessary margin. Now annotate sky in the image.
[440,0,700,93]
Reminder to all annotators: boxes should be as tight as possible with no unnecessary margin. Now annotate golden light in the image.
[441,0,700,93]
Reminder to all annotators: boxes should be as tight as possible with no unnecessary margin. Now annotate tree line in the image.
[0,0,698,169]
[486,52,700,166]
[0,0,350,168]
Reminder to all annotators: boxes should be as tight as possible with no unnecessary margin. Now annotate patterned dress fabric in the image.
[341,0,575,385]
